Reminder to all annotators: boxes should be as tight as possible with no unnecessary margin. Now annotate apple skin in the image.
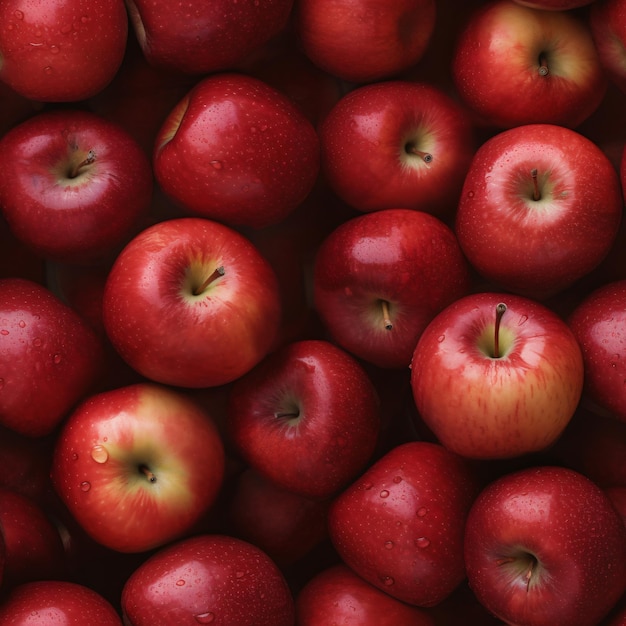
[464,465,626,626]
[318,80,476,217]
[455,123,622,300]
[313,208,471,369]
[328,441,480,607]
[295,0,436,84]
[513,0,595,7]
[121,534,295,626]
[591,0,626,94]
[227,339,381,500]
[102,217,282,388]
[0,0,128,102]
[50,383,225,553]
[0,277,105,438]
[452,0,607,129]
[295,563,437,625]
[153,73,320,229]
[0,109,153,265]
[125,0,293,76]
[410,292,584,460]
[0,580,123,625]
[567,280,626,423]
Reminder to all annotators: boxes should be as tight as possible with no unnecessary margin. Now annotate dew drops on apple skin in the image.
[90,445,108,464]
[176,579,186,587]
[384,541,394,550]
[379,489,390,499]
[381,575,395,586]
[194,613,215,624]
[79,481,91,492]
[415,537,431,548]
[417,506,428,517]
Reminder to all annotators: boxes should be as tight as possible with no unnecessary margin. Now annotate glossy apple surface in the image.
[0,0,128,102]
[455,123,622,299]
[0,109,153,264]
[313,208,471,369]
[121,534,295,626]
[0,580,123,625]
[319,80,475,217]
[0,278,104,437]
[153,73,320,229]
[591,0,626,95]
[51,383,225,553]
[411,292,584,459]
[452,0,607,129]
[464,465,626,626]
[102,217,282,388]
[295,0,436,83]
[295,563,436,625]
[328,441,480,607]
[228,339,381,499]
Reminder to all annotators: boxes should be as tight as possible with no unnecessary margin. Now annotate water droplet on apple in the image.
[1,330,8,336]
[49,45,60,54]
[467,191,475,198]
[210,160,223,170]
[33,337,42,347]
[437,334,445,343]
[14,10,24,19]
[79,481,91,492]
[392,476,402,484]
[381,575,395,586]
[194,613,215,624]
[363,482,373,490]
[176,579,186,587]
[379,490,390,499]
[415,537,430,548]
[43,66,53,75]
[90,445,108,464]
[235,571,245,579]
[71,452,78,461]
[18,320,25,328]
[416,507,427,517]
[52,353,62,365]
[384,541,394,550]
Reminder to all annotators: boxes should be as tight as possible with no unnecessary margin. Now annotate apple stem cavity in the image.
[531,168,541,201]
[193,265,225,296]
[139,464,157,483]
[69,150,96,178]
[493,302,507,359]
[538,53,549,77]
[406,143,433,163]
[381,300,393,330]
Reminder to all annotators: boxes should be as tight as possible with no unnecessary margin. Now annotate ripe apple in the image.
[0,277,104,438]
[452,0,607,129]
[125,0,293,76]
[0,580,123,625]
[50,383,225,553]
[0,109,153,264]
[318,80,476,217]
[227,339,381,499]
[152,72,320,229]
[328,441,480,607]
[313,208,471,369]
[295,563,437,625]
[410,292,584,459]
[294,0,436,84]
[121,534,295,626]
[227,468,331,568]
[455,123,622,299]
[591,0,626,94]
[567,280,626,423]
[464,465,626,626]
[0,487,66,587]
[0,0,128,102]
[102,217,282,388]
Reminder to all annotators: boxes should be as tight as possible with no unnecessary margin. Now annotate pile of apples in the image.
[1,0,626,624]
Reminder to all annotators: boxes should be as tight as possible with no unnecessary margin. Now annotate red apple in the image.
[0,0,128,102]
[0,109,153,264]
[227,339,381,499]
[328,441,480,607]
[410,292,584,459]
[0,487,66,587]
[51,383,225,553]
[591,0,626,95]
[452,0,607,129]
[121,534,295,626]
[294,0,436,84]
[102,217,282,388]
[568,280,626,423]
[0,278,104,437]
[464,465,626,626]
[125,0,293,76]
[0,580,123,625]
[318,80,476,218]
[295,563,436,625]
[227,468,331,568]
[455,123,622,299]
[153,72,320,229]
[313,208,471,369]
[513,0,595,7]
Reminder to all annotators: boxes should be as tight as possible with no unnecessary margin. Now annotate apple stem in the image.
[381,300,393,331]
[139,464,157,483]
[525,560,535,592]
[538,54,549,76]
[493,302,507,359]
[406,144,433,163]
[69,150,96,178]
[531,168,541,201]
[193,266,225,296]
